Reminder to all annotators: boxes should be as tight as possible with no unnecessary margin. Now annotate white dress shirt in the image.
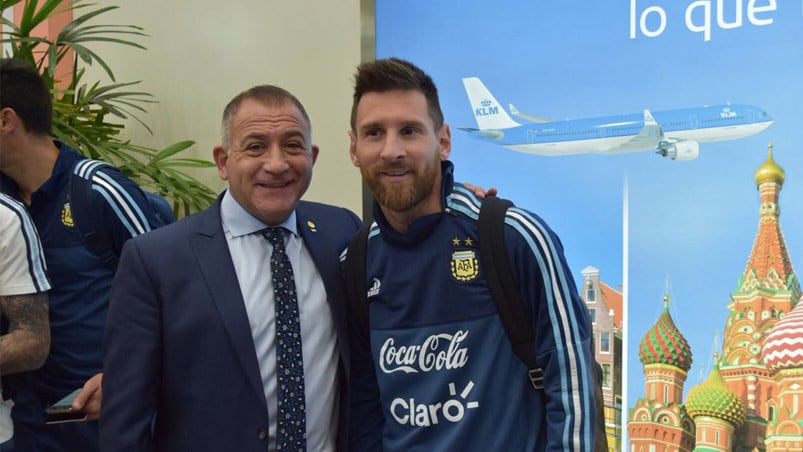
[220,191,338,451]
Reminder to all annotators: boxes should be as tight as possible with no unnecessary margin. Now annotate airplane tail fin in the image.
[462,77,521,130]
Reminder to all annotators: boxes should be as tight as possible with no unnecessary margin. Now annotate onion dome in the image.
[638,295,693,371]
[755,143,785,186]
[762,299,803,374]
[686,358,746,427]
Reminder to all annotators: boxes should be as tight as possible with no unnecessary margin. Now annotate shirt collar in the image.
[38,141,83,200]
[220,190,298,238]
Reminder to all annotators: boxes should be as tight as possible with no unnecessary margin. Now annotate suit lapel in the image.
[296,205,350,365]
[190,202,267,411]
[296,205,341,304]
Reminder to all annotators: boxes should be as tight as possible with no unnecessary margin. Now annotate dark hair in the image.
[0,58,53,136]
[221,85,311,148]
[350,58,443,131]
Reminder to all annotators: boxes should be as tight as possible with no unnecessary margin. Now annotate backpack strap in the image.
[481,197,606,447]
[343,224,372,342]
[145,191,175,226]
[478,196,543,390]
[69,159,119,269]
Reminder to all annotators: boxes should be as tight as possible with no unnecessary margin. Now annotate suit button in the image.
[257,427,267,440]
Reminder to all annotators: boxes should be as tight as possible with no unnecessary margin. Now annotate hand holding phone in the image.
[46,388,88,424]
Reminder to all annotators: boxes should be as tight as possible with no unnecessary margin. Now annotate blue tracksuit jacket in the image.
[349,161,596,452]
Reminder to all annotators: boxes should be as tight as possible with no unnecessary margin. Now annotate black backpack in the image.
[344,195,608,451]
[68,159,174,269]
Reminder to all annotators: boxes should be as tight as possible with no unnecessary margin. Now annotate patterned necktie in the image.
[263,227,306,451]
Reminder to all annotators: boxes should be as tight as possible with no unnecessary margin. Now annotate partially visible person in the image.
[0,58,167,451]
[1,193,51,451]
[347,58,597,451]
[100,85,361,451]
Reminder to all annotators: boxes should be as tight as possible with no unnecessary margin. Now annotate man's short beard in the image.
[365,157,440,212]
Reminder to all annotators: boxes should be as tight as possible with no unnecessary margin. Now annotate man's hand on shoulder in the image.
[463,182,498,199]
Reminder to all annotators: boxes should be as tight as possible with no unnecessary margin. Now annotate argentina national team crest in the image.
[61,202,74,227]
[451,249,479,282]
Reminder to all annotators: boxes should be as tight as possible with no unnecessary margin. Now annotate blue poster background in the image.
[376,0,802,444]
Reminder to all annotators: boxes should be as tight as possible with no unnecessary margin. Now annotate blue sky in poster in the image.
[376,0,803,432]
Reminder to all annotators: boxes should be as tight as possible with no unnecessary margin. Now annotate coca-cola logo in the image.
[379,330,469,374]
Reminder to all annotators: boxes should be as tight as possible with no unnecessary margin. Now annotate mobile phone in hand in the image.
[45,388,88,424]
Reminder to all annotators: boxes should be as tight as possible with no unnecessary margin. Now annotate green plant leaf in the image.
[3,0,217,217]
[149,141,195,164]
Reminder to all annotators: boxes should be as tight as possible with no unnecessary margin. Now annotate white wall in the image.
[86,0,364,215]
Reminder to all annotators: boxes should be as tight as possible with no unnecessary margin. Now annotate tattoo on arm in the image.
[0,292,50,375]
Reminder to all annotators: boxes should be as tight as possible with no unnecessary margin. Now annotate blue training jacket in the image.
[349,161,596,452]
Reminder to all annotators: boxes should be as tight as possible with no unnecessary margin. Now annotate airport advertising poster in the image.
[376,0,803,446]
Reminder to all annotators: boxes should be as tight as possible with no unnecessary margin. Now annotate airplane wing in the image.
[509,104,552,123]
[457,126,505,140]
[620,109,700,159]
[613,109,664,152]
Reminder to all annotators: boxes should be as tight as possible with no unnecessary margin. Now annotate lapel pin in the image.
[307,220,317,232]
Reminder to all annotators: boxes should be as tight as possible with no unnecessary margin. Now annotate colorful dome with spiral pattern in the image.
[686,360,746,427]
[638,295,693,371]
[762,299,803,374]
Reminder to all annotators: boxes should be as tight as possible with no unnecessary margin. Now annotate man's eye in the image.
[242,143,265,155]
[364,129,382,138]
[400,127,420,136]
[285,142,306,153]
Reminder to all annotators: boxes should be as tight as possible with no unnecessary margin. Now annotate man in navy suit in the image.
[99,85,361,452]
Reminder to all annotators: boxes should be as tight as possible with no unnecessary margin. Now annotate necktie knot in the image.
[263,227,286,250]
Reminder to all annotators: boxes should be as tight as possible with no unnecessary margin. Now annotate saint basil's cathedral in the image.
[628,146,803,451]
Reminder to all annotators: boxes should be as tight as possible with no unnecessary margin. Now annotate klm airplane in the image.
[460,77,773,160]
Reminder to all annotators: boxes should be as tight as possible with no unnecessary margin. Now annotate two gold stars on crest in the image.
[452,236,474,246]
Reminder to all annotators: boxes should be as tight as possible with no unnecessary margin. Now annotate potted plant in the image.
[1,0,217,216]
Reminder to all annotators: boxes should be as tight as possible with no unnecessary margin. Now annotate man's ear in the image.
[212,145,229,181]
[310,145,319,165]
[348,130,360,167]
[0,107,19,133]
[438,123,452,160]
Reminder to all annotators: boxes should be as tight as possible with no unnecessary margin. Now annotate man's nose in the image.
[379,132,405,161]
[261,146,290,173]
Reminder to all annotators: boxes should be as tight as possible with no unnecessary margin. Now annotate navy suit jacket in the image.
[100,198,361,452]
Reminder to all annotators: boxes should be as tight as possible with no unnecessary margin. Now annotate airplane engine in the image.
[658,141,700,161]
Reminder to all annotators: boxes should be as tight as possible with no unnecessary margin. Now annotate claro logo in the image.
[391,381,479,427]
[379,330,469,374]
